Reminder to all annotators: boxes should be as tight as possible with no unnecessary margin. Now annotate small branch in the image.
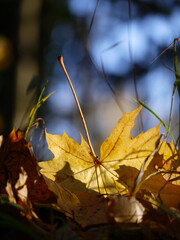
[58,56,97,159]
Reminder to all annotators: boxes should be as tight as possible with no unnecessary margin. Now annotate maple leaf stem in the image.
[58,56,97,159]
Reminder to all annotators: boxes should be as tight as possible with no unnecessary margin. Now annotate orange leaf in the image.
[117,141,180,208]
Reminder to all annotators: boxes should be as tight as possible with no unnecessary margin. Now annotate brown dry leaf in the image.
[108,195,144,223]
[14,166,28,203]
[5,180,16,203]
[72,191,109,227]
[142,201,180,240]
[0,129,81,221]
[39,106,160,195]
[5,166,32,212]
[42,175,80,217]
[0,135,3,147]
[117,141,180,208]
[0,129,57,204]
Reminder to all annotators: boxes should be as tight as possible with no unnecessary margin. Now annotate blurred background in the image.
[0,0,179,159]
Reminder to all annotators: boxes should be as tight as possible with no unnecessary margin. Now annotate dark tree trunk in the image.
[0,0,20,137]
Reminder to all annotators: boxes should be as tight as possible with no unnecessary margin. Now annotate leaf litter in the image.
[0,57,180,239]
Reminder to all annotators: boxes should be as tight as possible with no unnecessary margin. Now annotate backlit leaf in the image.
[39,106,160,195]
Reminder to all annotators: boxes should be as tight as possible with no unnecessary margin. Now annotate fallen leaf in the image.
[15,167,28,203]
[117,141,180,208]
[5,166,32,211]
[72,191,109,227]
[108,195,144,223]
[39,106,160,195]
[0,129,57,204]
[5,180,16,204]
[42,175,80,217]
[0,135,3,147]
[159,141,180,184]
[142,202,180,240]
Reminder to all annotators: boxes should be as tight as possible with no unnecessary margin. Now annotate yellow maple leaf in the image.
[39,106,160,195]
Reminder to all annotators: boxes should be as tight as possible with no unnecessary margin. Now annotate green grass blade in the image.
[133,170,175,196]
[25,81,55,138]
[150,196,180,221]
[136,99,176,143]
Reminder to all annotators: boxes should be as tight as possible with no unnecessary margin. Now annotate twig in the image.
[58,56,97,159]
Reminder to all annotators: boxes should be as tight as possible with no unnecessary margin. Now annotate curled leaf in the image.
[0,129,57,205]
[15,167,28,203]
[108,195,144,223]
[5,180,16,204]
